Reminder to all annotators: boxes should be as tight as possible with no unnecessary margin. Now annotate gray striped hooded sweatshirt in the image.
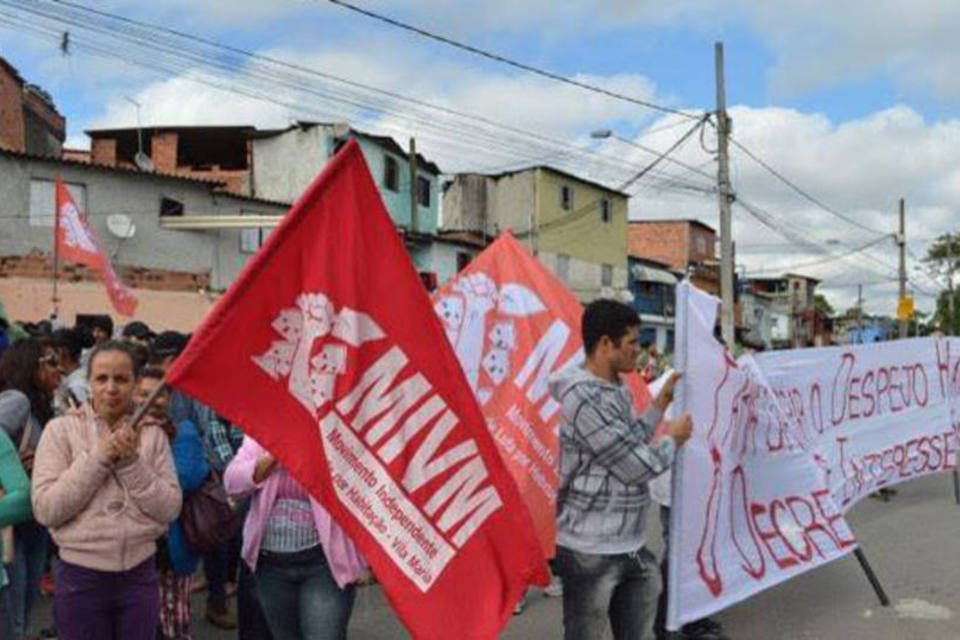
[549,366,675,555]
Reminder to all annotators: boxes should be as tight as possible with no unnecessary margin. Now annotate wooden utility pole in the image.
[898,198,907,339]
[716,42,735,346]
[409,137,418,233]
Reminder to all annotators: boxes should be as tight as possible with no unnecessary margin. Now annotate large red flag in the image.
[55,180,138,316]
[434,234,653,557]
[165,140,548,639]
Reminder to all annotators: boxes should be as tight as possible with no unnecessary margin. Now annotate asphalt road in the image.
[33,471,960,639]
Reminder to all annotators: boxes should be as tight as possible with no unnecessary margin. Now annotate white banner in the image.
[668,281,960,629]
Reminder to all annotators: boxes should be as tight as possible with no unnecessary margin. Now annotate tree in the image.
[813,293,834,316]
[923,233,960,334]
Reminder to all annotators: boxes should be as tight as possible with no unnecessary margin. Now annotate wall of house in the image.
[440,174,487,232]
[415,241,479,287]
[540,250,628,303]
[251,125,332,204]
[0,154,285,292]
[360,136,439,235]
[0,275,214,330]
[535,169,628,269]
[486,171,534,238]
[0,64,24,153]
[628,221,690,271]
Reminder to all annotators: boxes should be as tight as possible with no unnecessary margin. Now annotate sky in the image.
[2,0,959,316]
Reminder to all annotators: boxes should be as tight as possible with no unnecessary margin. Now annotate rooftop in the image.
[486,165,631,198]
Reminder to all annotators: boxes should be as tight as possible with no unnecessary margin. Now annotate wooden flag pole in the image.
[853,548,890,607]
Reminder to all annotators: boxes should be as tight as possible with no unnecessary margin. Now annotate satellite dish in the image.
[106,214,136,239]
[134,151,155,172]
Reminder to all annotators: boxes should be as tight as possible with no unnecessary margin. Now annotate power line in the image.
[7,0,733,200]
[520,116,709,238]
[728,134,890,237]
[325,0,704,120]
[745,235,893,275]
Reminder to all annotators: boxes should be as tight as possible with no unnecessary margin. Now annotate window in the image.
[640,327,657,348]
[30,179,86,227]
[240,213,272,254]
[417,176,431,207]
[560,185,573,211]
[160,197,184,217]
[240,228,262,254]
[384,156,399,192]
[601,263,613,287]
[600,198,612,223]
[557,254,570,282]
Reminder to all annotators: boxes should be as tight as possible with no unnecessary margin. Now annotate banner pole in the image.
[665,280,691,632]
[853,548,890,607]
[953,468,960,506]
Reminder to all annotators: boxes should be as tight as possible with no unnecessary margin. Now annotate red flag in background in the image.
[55,180,138,316]
[434,234,653,557]
[165,140,548,640]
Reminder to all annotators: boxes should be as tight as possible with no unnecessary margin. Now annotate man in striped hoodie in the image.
[550,299,692,640]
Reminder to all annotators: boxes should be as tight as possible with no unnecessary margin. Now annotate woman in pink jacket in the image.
[224,435,366,640]
[31,341,181,640]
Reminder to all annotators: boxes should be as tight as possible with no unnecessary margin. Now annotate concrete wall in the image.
[540,250,628,303]
[251,125,331,204]
[0,153,286,292]
[535,169,628,270]
[0,276,213,330]
[252,127,440,234]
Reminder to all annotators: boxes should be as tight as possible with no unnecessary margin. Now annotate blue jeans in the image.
[10,522,48,640]
[254,546,355,640]
[557,545,661,640]
[0,580,15,640]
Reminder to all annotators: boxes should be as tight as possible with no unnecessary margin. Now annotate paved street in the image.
[33,471,960,639]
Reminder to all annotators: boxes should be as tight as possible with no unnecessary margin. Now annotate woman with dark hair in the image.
[0,338,62,640]
[31,340,181,640]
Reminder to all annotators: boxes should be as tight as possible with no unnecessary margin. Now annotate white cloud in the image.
[627,105,960,316]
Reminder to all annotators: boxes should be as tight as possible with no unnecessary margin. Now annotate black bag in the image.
[180,471,241,554]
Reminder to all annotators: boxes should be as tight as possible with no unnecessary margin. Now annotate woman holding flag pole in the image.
[30,340,180,640]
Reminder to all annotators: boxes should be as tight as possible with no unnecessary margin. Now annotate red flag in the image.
[165,140,548,639]
[55,180,138,316]
[434,234,654,557]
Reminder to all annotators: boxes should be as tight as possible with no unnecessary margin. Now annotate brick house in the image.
[0,57,65,157]
[627,219,720,295]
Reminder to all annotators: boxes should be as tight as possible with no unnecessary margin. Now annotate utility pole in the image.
[409,137,418,234]
[715,42,735,346]
[898,198,907,339]
[857,284,864,343]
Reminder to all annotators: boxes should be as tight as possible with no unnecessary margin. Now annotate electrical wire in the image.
[728,133,889,237]
[324,0,704,120]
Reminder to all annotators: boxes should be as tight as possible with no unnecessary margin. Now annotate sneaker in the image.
[543,575,563,597]
[205,601,238,630]
[513,591,527,615]
[681,617,730,640]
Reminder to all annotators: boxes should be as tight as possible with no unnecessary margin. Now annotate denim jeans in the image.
[0,581,14,640]
[254,546,355,640]
[557,545,661,640]
[10,522,49,640]
[238,561,273,640]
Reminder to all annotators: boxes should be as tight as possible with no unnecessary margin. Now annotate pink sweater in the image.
[31,406,182,572]
[223,436,366,588]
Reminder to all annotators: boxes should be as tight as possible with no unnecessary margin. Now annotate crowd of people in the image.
[0,300,726,640]
[0,315,363,640]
